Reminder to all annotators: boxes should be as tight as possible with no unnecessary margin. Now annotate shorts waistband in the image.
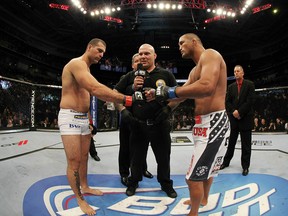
[194,109,226,119]
[60,108,88,115]
[194,109,226,124]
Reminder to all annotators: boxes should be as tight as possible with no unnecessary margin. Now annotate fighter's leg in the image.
[80,134,103,196]
[186,179,204,216]
[62,135,96,215]
[183,178,212,206]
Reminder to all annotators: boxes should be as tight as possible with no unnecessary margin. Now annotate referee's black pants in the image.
[118,122,148,177]
[128,119,173,188]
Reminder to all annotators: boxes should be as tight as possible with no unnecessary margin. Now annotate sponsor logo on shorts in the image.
[69,124,80,128]
[212,156,223,172]
[193,127,208,137]
[195,166,209,176]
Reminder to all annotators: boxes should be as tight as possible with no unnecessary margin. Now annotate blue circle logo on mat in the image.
[23,174,288,216]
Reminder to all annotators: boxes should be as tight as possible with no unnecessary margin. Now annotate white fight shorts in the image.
[186,110,230,181]
[58,109,90,135]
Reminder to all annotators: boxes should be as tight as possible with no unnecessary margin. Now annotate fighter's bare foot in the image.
[78,199,96,215]
[183,199,207,206]
[82,187,103,196]
[201,199,208,206]
[183,199,191,205]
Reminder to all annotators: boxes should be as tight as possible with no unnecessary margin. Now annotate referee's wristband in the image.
[168,86,178,99]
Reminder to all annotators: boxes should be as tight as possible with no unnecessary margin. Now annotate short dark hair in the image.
[88,38,106,48]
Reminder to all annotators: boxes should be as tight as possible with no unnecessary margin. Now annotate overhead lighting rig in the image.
[240,0,255,14]
[69,0,263,25]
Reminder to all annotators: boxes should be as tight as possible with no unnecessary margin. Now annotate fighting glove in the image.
[123,91,144,107]
[155,86,178,102]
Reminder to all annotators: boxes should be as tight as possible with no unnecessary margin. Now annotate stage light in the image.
[105,8,111,14]
[71,0,81,8]
[159,3,164,10]
[240,0,255,14]
[216,9,223,15]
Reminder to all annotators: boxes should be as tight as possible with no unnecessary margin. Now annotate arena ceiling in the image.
[1,0,287,71]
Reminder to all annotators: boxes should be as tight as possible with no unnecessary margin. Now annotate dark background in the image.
[0,0,287,87]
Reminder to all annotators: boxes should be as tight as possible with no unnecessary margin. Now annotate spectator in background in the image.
[6,118,13,127]
[252,117,259,132]
[268,119,276,131]
[50,118,59,128]
[259,118,268,132]
[275,117,285,131]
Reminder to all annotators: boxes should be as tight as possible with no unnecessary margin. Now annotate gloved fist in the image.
[120,109,134,124]
[123,91,144,107]
[155,86,178,102]
[155,106,172,124]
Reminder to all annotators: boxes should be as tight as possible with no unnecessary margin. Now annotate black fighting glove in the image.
[155,106,172,124]
[123,91,144,107]
[155,85,178,102]
[120,109,134,124]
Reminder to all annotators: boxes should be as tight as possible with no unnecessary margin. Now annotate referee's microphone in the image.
[135,63,146,78]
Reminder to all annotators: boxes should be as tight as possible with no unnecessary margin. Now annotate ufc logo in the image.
[134,91,143,100]
[193,127,208,137]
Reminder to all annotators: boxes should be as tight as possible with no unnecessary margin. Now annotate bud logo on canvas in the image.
[23,174,288,216]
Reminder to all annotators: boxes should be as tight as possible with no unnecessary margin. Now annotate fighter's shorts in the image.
[186,110,230,181]
[58,109,90,135]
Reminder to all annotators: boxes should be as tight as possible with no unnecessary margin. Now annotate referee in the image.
[114,53,153,187]
[116,44,179,198]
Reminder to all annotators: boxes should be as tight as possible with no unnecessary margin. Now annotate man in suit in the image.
[220,65,255,176]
